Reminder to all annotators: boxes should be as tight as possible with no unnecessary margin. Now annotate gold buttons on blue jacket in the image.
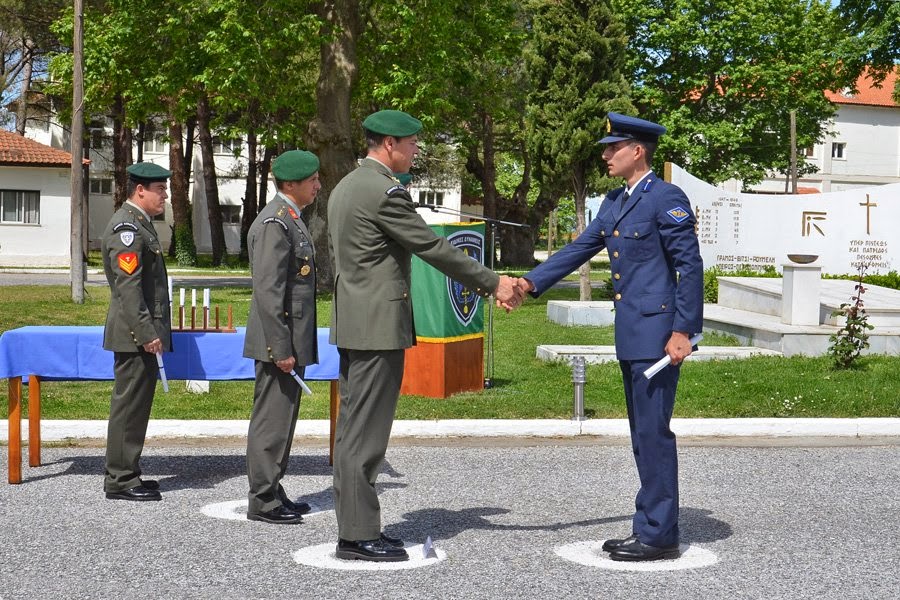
[613,251,619,258]
[614,293,622,300]
[613,230,620,237]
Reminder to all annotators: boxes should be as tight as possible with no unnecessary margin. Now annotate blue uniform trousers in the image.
[620,358,680,547]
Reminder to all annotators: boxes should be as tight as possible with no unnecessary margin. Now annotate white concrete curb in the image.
[1,418,898,442]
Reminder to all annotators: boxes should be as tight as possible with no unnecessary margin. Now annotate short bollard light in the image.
[571,356,587,421]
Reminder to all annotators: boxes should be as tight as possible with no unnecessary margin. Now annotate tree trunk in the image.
[196,91,226,265]
[573,165,591,301]
[258,144,274,211]
[168,119,195,265]
[111,94,131,210]
[136,121,145,163]
[14,39,33,136]
[240,130,258,261]
[304,0,363,293]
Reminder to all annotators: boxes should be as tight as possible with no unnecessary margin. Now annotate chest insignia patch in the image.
[118,252,139,275]
[120,231,135,247]
[667,207,689,223]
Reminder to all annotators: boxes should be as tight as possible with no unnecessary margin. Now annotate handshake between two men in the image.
[493,275,536,312]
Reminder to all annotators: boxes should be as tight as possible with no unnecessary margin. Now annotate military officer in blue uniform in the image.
[520,112,704,561]
[243,150,321,524]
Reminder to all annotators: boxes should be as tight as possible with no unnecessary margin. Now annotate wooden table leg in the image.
[8,377,22,484]
[329,380,339,466]
[28,375,41,467]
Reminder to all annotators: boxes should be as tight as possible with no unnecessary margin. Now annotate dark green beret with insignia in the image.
[394,172,413,186]
[272,150,319,182]
[363,110,422,137]
[126,162,172,183]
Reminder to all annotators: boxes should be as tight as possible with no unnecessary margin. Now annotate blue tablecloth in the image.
[0,326,339,381]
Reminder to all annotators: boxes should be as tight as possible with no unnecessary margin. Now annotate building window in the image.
[212,136,241,155]
[831,142,846,160]
[90,128,106,149]
[802,146,815,158]
[89,178,113,195]
[0,190,40,224]
[418,190,444,206]
[220,205,241,224]
[143,132,167,154]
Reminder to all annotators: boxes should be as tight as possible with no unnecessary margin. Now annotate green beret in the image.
[126,162,171,182]
[363,110,423,137]
[394,172,413,186]
[272,150,319,181]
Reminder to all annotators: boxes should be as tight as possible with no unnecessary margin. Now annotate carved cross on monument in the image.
[859,194,877,235]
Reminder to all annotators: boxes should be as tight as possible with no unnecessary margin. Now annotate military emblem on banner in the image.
[446,231,484,326]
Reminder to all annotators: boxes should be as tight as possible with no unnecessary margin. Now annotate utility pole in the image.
[789,110,798,195]
[70,0,85,303]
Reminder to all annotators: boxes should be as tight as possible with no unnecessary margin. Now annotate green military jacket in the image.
[327,158,500,350]
[243,194,318,365]
[101,202,172,352]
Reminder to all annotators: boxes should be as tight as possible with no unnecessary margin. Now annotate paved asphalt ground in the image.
[2,438,899,600]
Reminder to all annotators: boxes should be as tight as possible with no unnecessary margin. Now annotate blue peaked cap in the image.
[599,112,667,144]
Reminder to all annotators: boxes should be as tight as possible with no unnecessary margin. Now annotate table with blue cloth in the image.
[0,326,340,484]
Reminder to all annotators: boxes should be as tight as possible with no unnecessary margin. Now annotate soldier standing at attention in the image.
[243,150,321,524]
[519,113,704,561]
[102,162,172,501]
[327,110,524,561]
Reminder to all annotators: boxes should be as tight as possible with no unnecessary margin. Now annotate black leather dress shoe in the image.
[280,497,311,515]
[609,539,680,562]
[380,532,404,548]
[140,479,160,491]
[246,506,304,524]
[105,485,162,502]
[335,538,409,562]
[601,534,638,553]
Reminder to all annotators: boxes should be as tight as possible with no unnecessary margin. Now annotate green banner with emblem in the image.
[411,222,486,341]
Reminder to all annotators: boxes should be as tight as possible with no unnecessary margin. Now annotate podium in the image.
[401,222,486,398]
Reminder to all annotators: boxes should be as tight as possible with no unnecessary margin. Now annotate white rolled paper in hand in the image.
[155,352,169,392]
[290,369,313,396]
[643,333,704,380]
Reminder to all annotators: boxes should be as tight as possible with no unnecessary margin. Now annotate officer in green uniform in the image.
[243,150,321,524]
[102,162,172,501]
[327,110,523,561]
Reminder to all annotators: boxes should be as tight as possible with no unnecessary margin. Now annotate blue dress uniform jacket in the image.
[525,172,703,358]
[525,171,703,548]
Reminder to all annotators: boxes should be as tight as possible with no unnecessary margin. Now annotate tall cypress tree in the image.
[525,0,632,300]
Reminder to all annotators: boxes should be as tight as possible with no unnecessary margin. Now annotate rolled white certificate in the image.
[155,352,169,393]
[203,288,210,308]
[191,289,196,307]
[179,288,185,307]
[290,369,313,395]
[643,333,704,380]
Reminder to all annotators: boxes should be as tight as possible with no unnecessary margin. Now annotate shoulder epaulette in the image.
[113,222,139,232]
[262,216,289,231]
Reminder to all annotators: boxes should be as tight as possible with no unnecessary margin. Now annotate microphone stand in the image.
[417,202,529,389]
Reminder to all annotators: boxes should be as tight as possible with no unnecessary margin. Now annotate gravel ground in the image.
[2,442,898,600]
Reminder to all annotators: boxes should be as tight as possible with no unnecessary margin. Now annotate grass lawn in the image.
[1,284,898,419]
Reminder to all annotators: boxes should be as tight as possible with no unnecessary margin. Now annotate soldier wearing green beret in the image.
[102,162,172,501]
[328,110,524,561]
[243,149,321,524]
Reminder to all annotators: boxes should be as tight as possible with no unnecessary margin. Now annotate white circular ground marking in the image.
[292,543,447,571]
[199,499,329,521]
[555,540,718,572]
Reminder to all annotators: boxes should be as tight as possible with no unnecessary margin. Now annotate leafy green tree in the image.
[612,0,859,185]
[838,0,900,100]
[525,0,631,298]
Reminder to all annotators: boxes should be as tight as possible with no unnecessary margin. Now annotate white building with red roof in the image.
[754,68,900,193]
[0,130,79,266]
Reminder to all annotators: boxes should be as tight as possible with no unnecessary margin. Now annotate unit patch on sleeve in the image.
[118,252,139,275]
[262,217,289,231]
[386,185,412,201]
[112,222,139,232]
[119,231,135,247]
[666,207,690,223]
